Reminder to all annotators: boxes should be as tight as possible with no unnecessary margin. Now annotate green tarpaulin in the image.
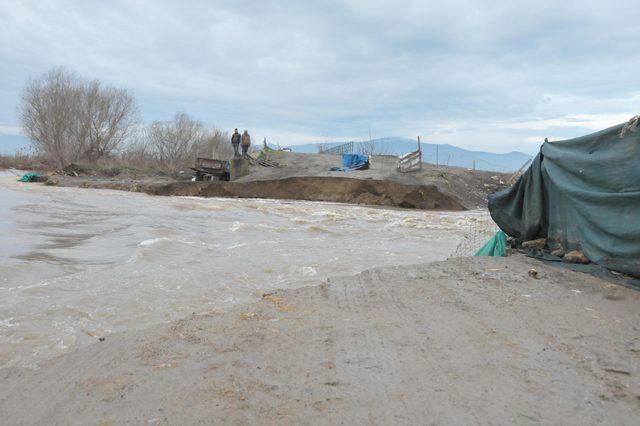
[17,172,41,182]
[475,231,508,257]
[488,117,640,277]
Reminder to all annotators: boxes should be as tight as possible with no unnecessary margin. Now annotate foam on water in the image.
[138,237,173,247]
[0,174,485,369]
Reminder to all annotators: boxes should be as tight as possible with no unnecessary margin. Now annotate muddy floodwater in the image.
[0,172,484,368]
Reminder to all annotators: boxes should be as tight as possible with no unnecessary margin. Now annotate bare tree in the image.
[20,67,139,167]
[75,79,138,161]
[120,130,154,168]
[146,112,209,171]
[358,139,378,155]
[20,68,80,167]
[358,139,391,156]
[201,128,232,160]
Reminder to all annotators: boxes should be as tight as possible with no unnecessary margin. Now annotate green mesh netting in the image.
[475,230,508,257]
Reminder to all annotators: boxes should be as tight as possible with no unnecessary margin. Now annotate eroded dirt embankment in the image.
[61,176,467,210]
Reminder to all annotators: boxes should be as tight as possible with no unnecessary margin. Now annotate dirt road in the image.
[2,255,638,424]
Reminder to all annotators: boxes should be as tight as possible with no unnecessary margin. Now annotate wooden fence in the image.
[397,137,422,173]
[320,142,354,155]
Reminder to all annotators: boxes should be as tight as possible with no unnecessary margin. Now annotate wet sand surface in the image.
[1,255,638,425]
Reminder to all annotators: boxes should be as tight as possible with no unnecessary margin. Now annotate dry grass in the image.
[0,149,52,171]
[0,148,193,179]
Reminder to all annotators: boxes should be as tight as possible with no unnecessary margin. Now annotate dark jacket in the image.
[231,132,241,145]
[241,132,251,146]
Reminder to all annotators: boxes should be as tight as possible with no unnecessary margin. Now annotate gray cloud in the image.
[1,0,639,154]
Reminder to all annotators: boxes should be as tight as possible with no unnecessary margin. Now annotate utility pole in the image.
[473,160,476,171]
[418,136,422,170]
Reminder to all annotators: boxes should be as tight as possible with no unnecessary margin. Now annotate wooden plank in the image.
[397,137,422,173]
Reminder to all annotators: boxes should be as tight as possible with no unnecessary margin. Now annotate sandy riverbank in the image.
[2,254,638,424]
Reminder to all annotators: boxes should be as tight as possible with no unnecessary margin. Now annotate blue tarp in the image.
[329,154,370,172]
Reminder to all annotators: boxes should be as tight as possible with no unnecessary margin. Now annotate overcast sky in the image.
[1,0,639,154]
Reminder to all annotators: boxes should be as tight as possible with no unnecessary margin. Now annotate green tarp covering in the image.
[17,172,41,182]
[488,118,640,277]
[475,231,508,257]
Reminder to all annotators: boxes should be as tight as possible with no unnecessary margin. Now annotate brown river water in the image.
[0,171,485,369]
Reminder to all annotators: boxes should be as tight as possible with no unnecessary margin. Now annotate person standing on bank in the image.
[231,128,241,157]
[241,130,251,157]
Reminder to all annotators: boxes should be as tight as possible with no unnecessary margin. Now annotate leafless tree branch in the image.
[20,67,139,167]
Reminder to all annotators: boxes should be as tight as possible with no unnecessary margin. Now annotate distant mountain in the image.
[287,137,532,173]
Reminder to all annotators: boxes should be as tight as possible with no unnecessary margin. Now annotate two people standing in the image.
[231,128,251,158]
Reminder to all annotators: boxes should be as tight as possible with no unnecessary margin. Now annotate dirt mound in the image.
[236,151,509,208]
[71,176,466,210]
[50,151,510,209]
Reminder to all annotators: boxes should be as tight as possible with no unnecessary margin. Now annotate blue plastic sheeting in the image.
[329,154,370,172]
